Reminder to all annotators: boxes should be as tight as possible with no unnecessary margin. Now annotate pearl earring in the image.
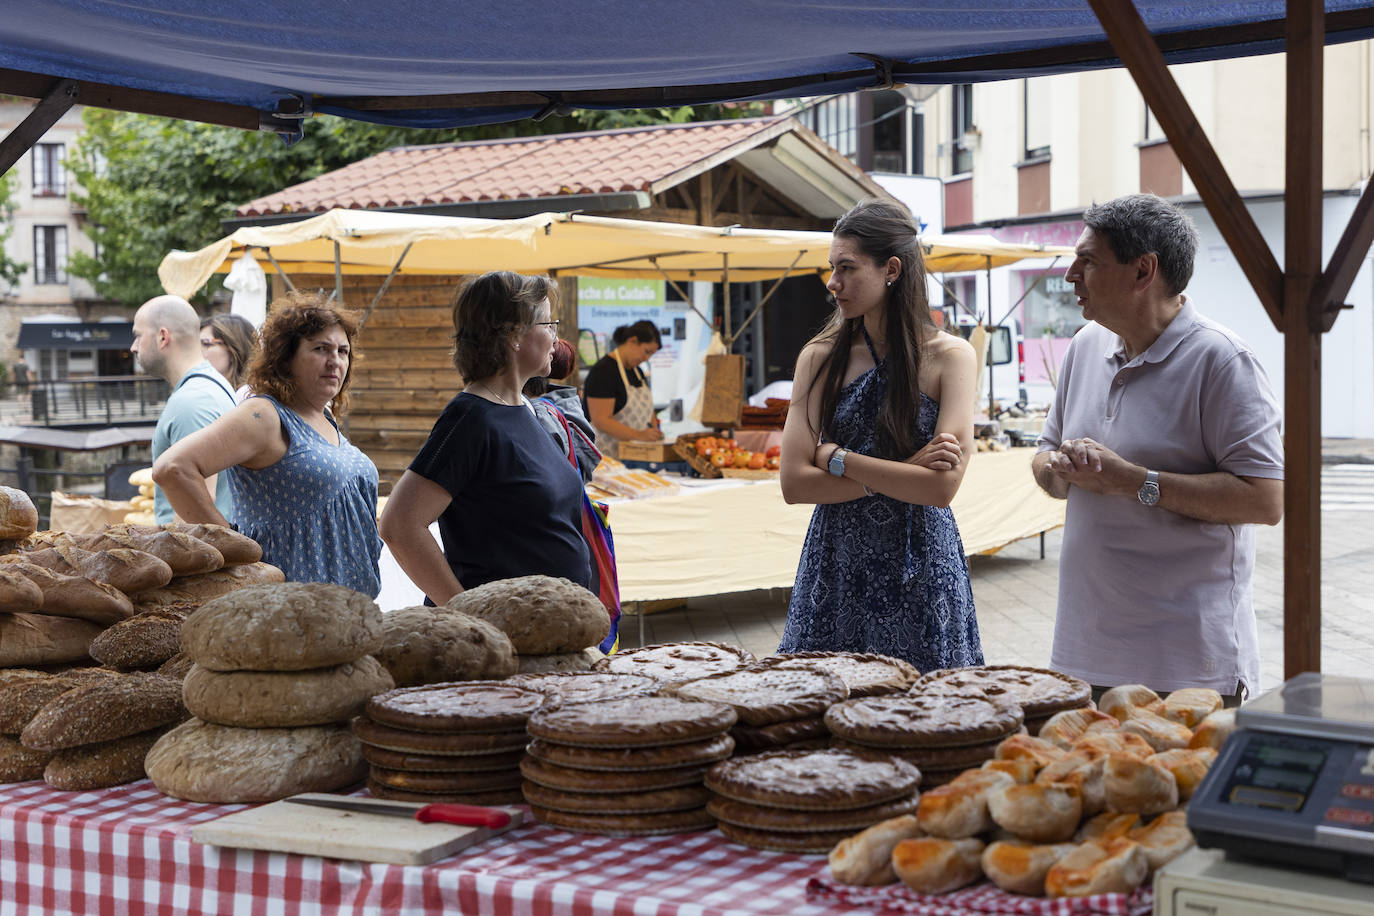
[886,279,893,287]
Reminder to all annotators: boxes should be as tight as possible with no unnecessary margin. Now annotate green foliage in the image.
[0,171,27,294]
[67,102,767,307]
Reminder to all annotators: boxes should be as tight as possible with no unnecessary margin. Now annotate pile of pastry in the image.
[828,681,1231,899]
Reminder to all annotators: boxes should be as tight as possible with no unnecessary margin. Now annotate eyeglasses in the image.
[200,338,223,348]
[534,320,560,331]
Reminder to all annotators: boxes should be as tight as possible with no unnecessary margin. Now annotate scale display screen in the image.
[1221,734,1329,813]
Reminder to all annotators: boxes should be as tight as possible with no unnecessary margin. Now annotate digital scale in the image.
[1187,672,1374,884]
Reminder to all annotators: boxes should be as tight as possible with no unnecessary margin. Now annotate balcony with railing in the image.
[20,375,170,427]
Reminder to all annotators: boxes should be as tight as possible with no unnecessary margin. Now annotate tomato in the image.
[733,450,753,469]
[726,438,739,450]
[765,455,781,470]
[747,452,766,470]
[694,439,711,456]
[710,451,730,468]
[765,444,782,459]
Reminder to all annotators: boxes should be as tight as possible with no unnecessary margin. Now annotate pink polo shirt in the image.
[1038,299,1284,694]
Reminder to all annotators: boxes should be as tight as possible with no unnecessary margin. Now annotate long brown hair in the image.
[809,199,935,459]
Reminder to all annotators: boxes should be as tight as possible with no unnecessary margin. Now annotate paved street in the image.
[629,464,1374,695]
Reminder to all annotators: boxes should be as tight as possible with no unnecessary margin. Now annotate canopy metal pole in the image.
[258,247,297,293]
[722,253,732,347]
[648,259,714,330]
[330,241,344,305]
[358,242,414,331]
[985,255,996,420]
[732,250,807,341]
[992,255,1064,329]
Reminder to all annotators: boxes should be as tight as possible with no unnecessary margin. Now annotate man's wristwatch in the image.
[1137,469,1160,507]
[827,447,848,478]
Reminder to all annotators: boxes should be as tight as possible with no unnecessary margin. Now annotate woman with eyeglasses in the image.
[379,271,590,605]
[582,319,663,459]
[199,313,258,400]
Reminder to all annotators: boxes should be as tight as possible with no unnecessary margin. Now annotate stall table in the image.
[0,780,1149,916]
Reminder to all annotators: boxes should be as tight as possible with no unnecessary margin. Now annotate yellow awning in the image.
[158,208,1074,299]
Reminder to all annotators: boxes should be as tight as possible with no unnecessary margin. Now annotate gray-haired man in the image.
[1031,194,1283,706]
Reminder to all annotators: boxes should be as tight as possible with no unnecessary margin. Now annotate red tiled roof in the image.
[236,118,786,217]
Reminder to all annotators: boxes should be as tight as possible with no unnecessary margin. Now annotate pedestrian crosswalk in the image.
[1322,464,1374,512]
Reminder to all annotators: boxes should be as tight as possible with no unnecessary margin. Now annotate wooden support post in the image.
[0,79,77,176]
[1284,0,1324,679]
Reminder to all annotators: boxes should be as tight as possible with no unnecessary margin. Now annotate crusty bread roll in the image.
[146,718,366,803]
[182,656,395,727]
[44,727,168,790]
[994,733,1066,771]
[1044,838,1149,897]
[0,567,44,612]
[5,564,134,624]
[982,756,1039,783]
[160,523,262,566]
[1097,684,1165,722]
[1037,754,1106,816]
[1147,747,1217,801]
[132,561,285,609]
[80,529,224,577]
[11,544,173,594]
[1188,708,1237,750]
[1161,687,1223,728]
[1038,708,1119,750]
[516,647,606,674]
[1075,811,1140,843]
[0,734,51,782]
[0,487,39,541]
[180,582,382,672]
[88,612,183,669]
[1127,809,1195,872]
[1119,710,1193,752]
[981,840,1077,895]
[0,612,105,666]
[1070,730,1156,761]
[916,768,1013,838]
[19,672,186,751]
[375,605,516,687]
[891,837,985,895]
[987,781,1082,842]
[1103,752,1179,815]
[828,814,923,886]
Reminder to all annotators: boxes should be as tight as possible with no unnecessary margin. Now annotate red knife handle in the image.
[414,803,511,828]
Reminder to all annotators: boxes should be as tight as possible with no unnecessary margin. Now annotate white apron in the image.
[595,351,654,459]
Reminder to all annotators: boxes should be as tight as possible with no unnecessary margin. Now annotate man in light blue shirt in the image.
[131,296,237,524]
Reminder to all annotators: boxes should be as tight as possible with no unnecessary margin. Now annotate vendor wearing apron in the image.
[583,320,662,459]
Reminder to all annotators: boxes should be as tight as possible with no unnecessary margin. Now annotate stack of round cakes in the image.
[145,583,390,803]
[521,694,737,835]
[506,670,661,706]
[913,666,1092,736]
[705,748,922,854]
[355,681,547,804]
[666,665,847,754]
[826,693,1025,786]
[590,641,754,682]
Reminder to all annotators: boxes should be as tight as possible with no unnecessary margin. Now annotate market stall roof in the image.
[157,208,1074,299]
[3,2,1374,136]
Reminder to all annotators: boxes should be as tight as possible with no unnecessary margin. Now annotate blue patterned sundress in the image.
[225,395,383,597]
[778,334,983,672]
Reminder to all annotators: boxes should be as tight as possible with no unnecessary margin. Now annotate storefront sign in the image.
[16,322,134,350]
[575,279,678,369]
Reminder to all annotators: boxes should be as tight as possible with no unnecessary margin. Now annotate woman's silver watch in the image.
[827,447,848,477]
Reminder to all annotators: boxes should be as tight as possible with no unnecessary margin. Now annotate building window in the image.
[872,90,920,174]
[34,225,68,285]
[797,95,858,160]
[32,143,65,197]
[1024,79,1051,159]
[952,84,975,174]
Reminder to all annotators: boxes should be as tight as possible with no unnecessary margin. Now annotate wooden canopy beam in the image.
[0,79,78,176]
[1316,176,1374,329]
[1089,0,1284,330]
[1283,0,1324,679]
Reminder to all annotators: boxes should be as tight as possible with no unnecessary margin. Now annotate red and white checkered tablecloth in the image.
[0,780,1151,916]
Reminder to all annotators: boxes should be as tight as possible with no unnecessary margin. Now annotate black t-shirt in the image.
[409,393,590,591]
[582,353,646,416]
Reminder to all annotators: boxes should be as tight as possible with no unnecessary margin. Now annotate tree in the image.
[67,104,764,307]
[0,170,27,294]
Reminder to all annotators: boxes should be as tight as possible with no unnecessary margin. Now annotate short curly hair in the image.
[245,291,361,415]
[451,271,557,382]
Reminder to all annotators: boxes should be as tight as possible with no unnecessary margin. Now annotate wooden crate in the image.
[616,441,679,463]
[673,432,723,478]
[701,354,745,427]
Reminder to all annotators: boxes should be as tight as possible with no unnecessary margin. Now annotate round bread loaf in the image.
[445,575,609,654]
[19,672,185,750]
[180,582,383,671]
[374,605,515,687]
[146,718,366,803]
[182,656,396,727]
[514,647,605,674]
[0,487,39,541]
[44,727,167,790]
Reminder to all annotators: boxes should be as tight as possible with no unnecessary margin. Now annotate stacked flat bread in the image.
[447,575,610,673]
[706,748,922,854]
[667,665,847,754]
[522,694,736,835]
[4,669,187,790]
[914,666,1092,736]
[356,681,547,804]
[828,681,1225,899]
[826,692,1025,786]
[146,583,387,803]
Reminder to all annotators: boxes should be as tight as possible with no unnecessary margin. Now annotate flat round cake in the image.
[914,666,1091,718]
[521,781,712,814]
[369,765,523,794]
[704,748,921,811]
[365,681,547,733]
[361,744,526,772]
[350,716,529,756]
[825,693,1023,748]
[526,694,736,748]
[528,804,715,836]
[707,793,920,832]
[716,821,855,854]
[366,779,523,806]
[590,641,754,682]
[504,671,662,706]
[666,666,847,726]
[758,652,921,697]
[520,756,712,793]
[525,733,736,771]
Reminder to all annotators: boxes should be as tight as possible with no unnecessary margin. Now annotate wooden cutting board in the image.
[192,794,525,866]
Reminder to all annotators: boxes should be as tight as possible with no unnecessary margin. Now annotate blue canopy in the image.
[3,1,1374,132]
